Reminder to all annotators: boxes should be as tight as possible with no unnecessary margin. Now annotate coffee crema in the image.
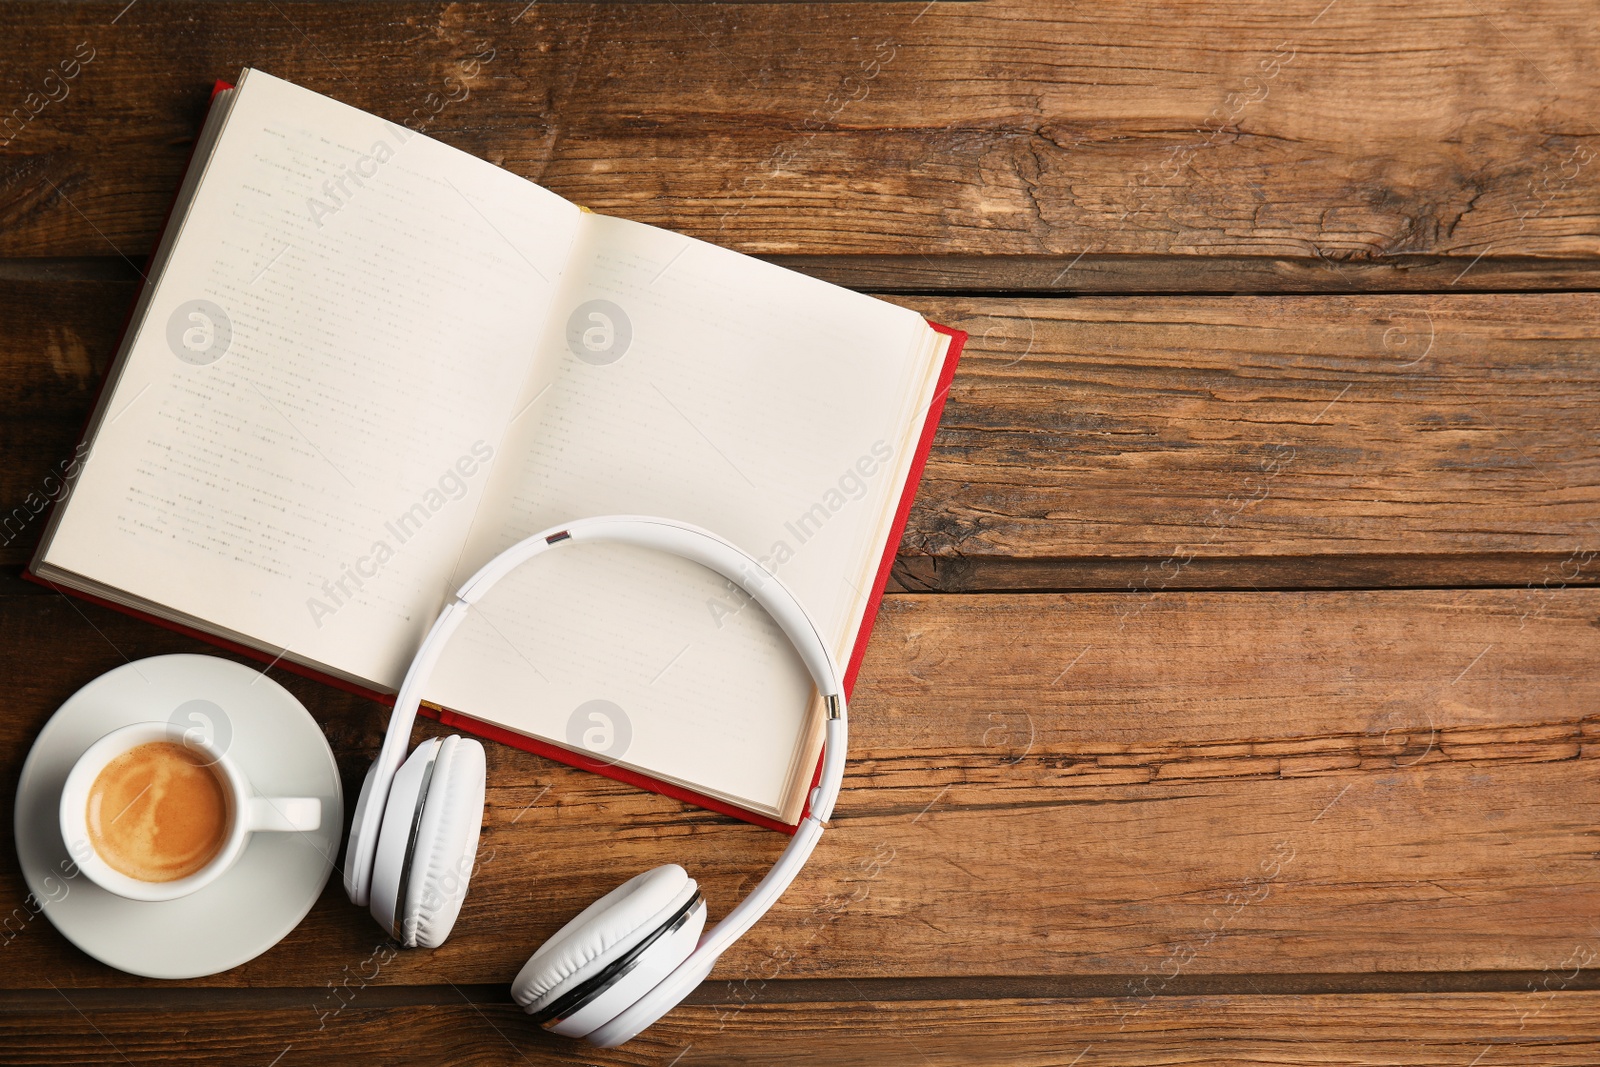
[85,740,230,882]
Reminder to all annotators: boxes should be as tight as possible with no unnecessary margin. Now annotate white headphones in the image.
[343,515,848,1047]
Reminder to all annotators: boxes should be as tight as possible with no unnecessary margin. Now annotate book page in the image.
[427,214,944,814]
[41,69,581,688]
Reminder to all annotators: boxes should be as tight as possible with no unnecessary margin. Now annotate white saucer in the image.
[14,654,343,979]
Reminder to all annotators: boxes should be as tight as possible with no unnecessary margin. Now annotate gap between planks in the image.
[6,971,1600,1014]
[8,255,1600,297]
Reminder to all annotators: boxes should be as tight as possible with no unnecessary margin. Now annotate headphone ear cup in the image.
[343,759,382,906]
[582,949,720,1049]
[368,736,486,947]
[398,735,485,948]
[513,864,707,1038]
[368,737,441,941]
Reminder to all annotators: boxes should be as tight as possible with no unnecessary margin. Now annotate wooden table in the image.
[4,2,1599,1063]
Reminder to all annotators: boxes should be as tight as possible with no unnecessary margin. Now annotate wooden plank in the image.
[2,586,1596,986]
[6,280,1596,588]
[3,2,1600,284]
[896,291,1600,587]
[3,991,1600,1065]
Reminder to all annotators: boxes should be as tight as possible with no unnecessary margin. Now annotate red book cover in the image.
[25,78,966,834]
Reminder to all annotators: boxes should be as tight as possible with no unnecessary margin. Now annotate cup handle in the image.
[247,796,322,833]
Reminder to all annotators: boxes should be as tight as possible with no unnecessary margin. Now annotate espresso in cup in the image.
[85,741,230,882]
[62,720,321,902]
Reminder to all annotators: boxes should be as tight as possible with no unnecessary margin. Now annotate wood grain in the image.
[3,990,1599,1065]
[2,584,1596,987]
[6,280,1597,589]
[3,2,1599,284]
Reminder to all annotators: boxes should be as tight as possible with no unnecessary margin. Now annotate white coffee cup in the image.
[60,720,321,902]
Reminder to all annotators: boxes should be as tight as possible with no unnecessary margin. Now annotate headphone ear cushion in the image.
[399,735,485,948]
[513,864,697,1014]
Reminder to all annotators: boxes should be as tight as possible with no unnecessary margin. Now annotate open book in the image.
[30,69,962,830]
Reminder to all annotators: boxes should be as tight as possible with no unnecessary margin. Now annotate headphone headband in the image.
[344,516,850,1040]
